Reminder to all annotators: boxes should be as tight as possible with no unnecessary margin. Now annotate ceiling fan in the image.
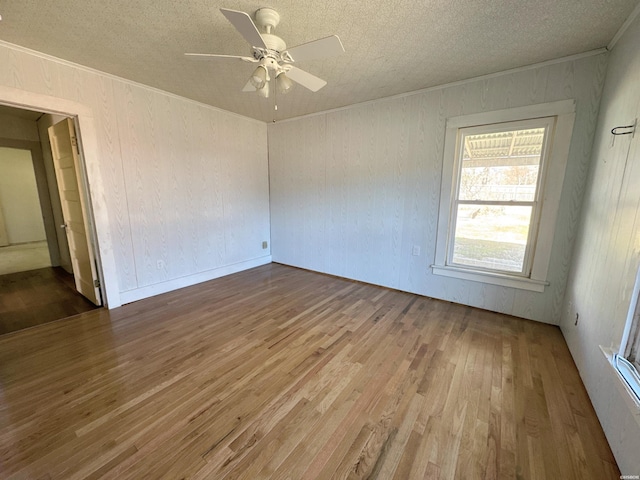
[185,8,345,98]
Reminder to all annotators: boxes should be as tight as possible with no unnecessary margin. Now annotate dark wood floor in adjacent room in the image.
[0,267,98,335]
[0,263,619,479]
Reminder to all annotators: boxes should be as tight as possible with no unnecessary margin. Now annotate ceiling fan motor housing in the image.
[261,33,286,53]
[255,8,280,31]
[254,8,286,62]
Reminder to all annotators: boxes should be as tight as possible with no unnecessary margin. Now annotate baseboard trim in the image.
[118,256,272,306]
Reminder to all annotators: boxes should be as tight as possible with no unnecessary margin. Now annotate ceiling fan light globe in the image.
[250,65,267,89]
[277,73,293,94]
[257,83,270,98]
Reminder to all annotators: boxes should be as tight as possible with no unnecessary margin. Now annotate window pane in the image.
[459,128,545,201]
[451,204,533,273]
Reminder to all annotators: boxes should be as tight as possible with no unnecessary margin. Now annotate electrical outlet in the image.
[412,245,421,256]
[262,241,268,249]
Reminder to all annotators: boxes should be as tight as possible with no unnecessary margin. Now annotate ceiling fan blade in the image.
[220,8,267,49]
[285,66,327,92]
[242,80,257,92]
[184,53,257,62]
[285,35,345,62]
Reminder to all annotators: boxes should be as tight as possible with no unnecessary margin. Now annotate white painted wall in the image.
[560,14,640,475]
[0,111,39,142]
[0,147,47,244]
[0,111,41,248]
[0,42,271,303]
[268,54,606,324]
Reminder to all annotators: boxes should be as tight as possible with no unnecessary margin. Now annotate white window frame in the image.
[616,264,640,403]
[432,100,576,292]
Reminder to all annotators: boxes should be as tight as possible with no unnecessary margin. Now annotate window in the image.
[448,118,553,275]
[433,101,576,292]
[616,266,640,402]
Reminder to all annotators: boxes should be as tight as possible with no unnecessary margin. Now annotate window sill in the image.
[431,264,549,292]
[600,346,640,428]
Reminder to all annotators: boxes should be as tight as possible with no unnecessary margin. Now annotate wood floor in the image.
[0,263,618,479]
[0,267,98,335]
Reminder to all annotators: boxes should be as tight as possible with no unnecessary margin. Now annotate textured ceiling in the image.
[0,1,637,122]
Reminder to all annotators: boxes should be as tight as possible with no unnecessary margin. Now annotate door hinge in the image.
[71,135,80,154]
[94,279,101,288]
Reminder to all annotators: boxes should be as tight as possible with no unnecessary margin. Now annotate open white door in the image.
[48,118,102,306]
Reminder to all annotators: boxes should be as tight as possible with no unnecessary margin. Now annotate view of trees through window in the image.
[450,127,546,273]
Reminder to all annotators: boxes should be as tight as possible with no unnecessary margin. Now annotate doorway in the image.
[0,146,51,273]
[0,105,101,334]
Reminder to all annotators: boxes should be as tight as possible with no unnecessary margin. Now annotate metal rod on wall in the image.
[611,119,637,136]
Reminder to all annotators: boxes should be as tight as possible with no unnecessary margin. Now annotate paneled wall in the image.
[560,15,640,474]
[0,42,271,303]
[269,54,607,324]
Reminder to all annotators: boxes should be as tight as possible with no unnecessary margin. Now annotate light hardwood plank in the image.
[0,264,619,479]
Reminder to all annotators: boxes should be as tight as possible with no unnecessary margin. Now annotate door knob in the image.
[60,223,68,229]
